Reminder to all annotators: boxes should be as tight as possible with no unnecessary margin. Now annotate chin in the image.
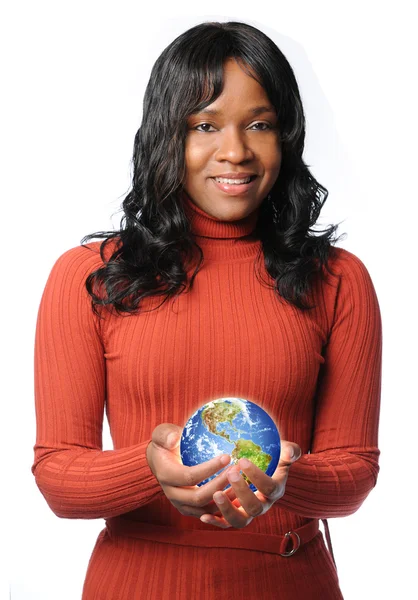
[211,208,251,222]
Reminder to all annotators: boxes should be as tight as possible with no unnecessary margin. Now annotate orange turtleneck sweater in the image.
[32,193,382,599]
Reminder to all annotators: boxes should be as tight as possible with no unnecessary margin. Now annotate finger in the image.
[223,484,238,503]
[199,492,242,522]
[232,441,301,488]
[151,423,184,450]
[155,448,231,487]
[200,513,232,529]
[193,486,239,517]
[278,441,302,467]
[165,464,234,508]
[161,465,238,521]
[208,485,239,515]
[237,458,284,501]
[225,467,265,518]
[206,481,238,512]
[211,490,253,529]
[205,488,250,528]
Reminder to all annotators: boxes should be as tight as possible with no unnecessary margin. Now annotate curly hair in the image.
[81,20,344,317]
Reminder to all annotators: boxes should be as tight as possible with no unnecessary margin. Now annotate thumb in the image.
[152,423,183,450]
[281,441,302,463]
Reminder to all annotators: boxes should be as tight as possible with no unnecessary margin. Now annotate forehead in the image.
[192,59,275,116]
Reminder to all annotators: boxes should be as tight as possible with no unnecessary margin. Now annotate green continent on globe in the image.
[201,401,242,443]
[231,439,272,487]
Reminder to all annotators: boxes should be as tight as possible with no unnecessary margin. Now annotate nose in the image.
[214,126,254,163]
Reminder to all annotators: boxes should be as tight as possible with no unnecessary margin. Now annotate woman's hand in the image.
[199,441,302,529]
[146,423,236,518]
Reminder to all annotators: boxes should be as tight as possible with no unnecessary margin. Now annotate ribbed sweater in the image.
[32,192,382,599]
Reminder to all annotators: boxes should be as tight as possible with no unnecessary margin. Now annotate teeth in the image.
[214,176,252,184]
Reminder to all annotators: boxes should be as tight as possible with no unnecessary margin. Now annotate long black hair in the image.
[81,21,344,316]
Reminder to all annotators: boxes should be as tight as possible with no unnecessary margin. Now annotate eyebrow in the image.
[191,105,276,117]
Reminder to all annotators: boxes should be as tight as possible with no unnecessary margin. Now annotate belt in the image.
[105,516,320,557]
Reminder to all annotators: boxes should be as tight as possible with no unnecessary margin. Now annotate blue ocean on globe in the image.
[180,397,281,492]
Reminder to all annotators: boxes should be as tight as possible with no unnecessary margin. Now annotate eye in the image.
[250,122,272,131]
[194,123,216,132]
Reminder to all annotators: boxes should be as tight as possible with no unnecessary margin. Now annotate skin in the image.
[182,57,282,222]
[146,59,302,529]
[146,423,301,529]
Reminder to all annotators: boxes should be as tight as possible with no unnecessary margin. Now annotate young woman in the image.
[32,21,382,599]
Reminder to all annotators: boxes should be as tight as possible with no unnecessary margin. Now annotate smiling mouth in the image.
[212,175,257,184]
[210,175,258,196]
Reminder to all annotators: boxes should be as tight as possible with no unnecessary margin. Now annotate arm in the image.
[277,248,382,519]
[32,245,164,520]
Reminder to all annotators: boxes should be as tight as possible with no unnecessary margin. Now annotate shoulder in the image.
[312,246,380,326]
[323,247,381,323]
[324,246,377,290]
[41,239,121,305]
[48,238,120,279]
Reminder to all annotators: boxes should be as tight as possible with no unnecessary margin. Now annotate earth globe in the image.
[180,397,281,492]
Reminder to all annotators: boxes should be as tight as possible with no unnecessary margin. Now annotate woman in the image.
[32,21,382,599]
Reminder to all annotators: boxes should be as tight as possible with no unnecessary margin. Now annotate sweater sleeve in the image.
[31,244,164,520]
[278,248,382,519]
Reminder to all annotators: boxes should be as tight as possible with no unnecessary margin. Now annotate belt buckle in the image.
[279,531,301,557]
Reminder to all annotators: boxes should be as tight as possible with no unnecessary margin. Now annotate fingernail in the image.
[240,458,251,469]
[200,516,210,524]
[167,433,178,448]
[214,492,225,504]
[220,454,230,466]
[228,469,240,482]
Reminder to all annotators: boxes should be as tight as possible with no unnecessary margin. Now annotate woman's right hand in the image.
[146,423,235,519]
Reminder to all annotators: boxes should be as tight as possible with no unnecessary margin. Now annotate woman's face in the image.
[183,58,282,222]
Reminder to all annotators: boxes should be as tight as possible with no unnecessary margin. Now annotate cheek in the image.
[263,156,282,182]
[184,142,211,174]
[268,145,282,174]
[273,155,282,177]
[258,138,281,167]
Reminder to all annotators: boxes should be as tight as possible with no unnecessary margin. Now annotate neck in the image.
[180,190,262,262]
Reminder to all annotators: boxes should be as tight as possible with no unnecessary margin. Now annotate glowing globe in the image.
[180,397,281,492]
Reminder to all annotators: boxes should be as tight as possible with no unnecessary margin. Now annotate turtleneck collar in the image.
[180,190,262,262]
[181,190,260,239]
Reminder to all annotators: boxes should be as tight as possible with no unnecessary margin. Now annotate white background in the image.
[2,1,417,598]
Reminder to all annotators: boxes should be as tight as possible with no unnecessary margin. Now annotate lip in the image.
[212,172,257,178]
[211,175,258,196]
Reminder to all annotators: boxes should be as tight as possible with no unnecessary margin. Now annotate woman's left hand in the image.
[200,440,302,529]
